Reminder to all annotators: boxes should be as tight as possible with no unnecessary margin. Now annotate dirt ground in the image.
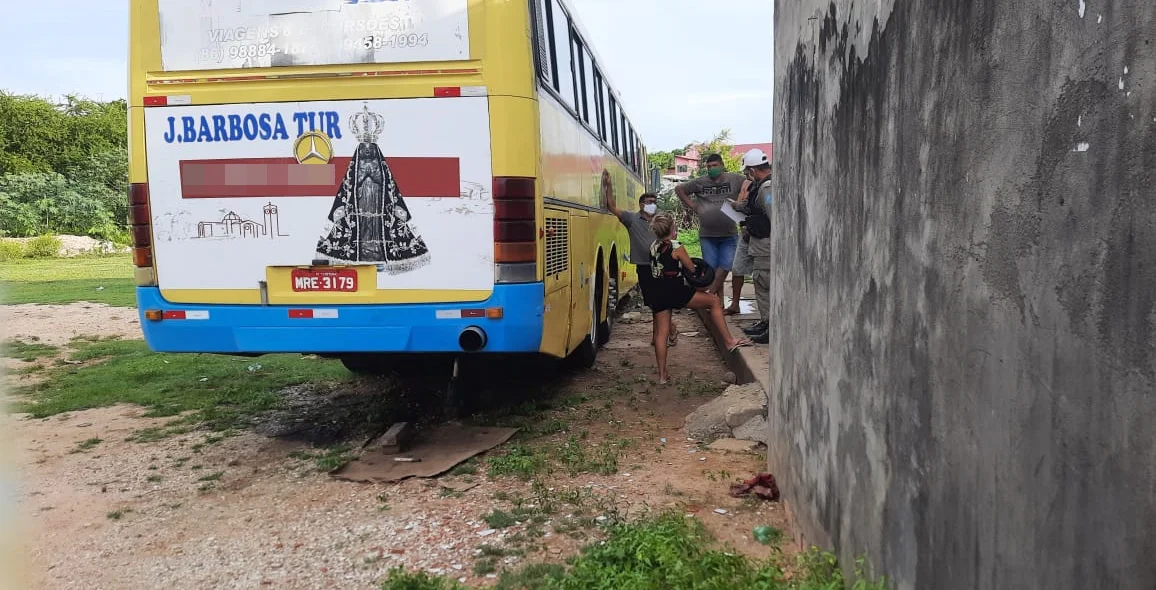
[3,303,792,589]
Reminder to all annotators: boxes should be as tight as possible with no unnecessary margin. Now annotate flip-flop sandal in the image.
[723,308,740,316]
[667,334,678,347]
[728,339,752,353]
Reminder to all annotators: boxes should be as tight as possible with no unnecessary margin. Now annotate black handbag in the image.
[682,257,716,289]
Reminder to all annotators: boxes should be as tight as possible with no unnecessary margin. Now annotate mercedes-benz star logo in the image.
[293,131,333,165]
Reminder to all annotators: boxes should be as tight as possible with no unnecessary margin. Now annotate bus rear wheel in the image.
[567,287,601,370]
[595,265,611,347]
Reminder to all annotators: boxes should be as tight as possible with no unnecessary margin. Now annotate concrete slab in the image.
[696,277,769,393]
[708,438,762,453]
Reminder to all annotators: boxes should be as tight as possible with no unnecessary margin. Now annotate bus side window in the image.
[598,74,610,142]
[549,2,577,111]
[609,98,620,154]
[620,112,628,162]
[579,45,596,128]
[628,126,637,172]
[533,0,553,85]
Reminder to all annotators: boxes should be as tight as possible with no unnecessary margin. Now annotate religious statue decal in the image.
[314,104,431,274]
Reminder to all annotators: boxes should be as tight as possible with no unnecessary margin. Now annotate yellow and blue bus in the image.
[128,0,654,380]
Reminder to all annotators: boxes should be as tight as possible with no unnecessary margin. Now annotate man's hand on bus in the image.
[602,170,618,216]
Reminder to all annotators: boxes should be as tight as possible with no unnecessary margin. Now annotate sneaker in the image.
[742,320,768,336]
[751,330,769,344]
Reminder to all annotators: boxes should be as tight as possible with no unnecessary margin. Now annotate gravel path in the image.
[5,309,792,589]
[1,303,141,346]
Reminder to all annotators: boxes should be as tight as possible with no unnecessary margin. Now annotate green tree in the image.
[647,150,676,173]
[0,92,129,240]
[0,92,127,176]
[0,173,120,239]
[0,93,65,175]
[686,129,742,173]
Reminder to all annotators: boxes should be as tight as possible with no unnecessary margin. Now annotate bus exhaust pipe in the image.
[458,327,487,352]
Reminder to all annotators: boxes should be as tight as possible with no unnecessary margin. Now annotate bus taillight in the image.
[493,177,537,283]
[128,183,154,268]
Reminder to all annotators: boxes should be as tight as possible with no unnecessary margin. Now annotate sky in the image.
[0,0,773,150]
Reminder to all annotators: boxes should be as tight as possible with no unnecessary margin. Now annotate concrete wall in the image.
[769,1,1156,588]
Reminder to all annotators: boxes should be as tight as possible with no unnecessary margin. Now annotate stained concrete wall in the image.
[769,1,1156,588]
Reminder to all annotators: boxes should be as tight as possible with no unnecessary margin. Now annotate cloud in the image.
[567,0,774,149]
[683,90,775,107]
[1,0,773,149]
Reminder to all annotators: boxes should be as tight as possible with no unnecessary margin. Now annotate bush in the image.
[380,568,465,590]
[0,240,24,261]
[24,235,61,258]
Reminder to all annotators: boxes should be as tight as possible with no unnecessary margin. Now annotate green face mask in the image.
[707,167,723,179]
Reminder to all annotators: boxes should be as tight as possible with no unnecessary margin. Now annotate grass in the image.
[289,444,358,472]
[679,228,703,259]
[486,436,631,480]
[381,512,888,590]
[1,339,59,362]
[72,437,103,453]
[12,338,353,432]
[0,254,135,306]
[482,509,519,529]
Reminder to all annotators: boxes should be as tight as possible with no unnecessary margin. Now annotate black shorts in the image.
[649,276,695,313]
[635,264,655,307]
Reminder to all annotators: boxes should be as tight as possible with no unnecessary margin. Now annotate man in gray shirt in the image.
[604,172,677,347]
[675,153,746,304]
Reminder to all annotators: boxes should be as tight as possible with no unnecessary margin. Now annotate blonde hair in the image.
[649,213,675,240]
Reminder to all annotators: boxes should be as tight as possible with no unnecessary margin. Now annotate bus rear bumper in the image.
[135,284,545,355]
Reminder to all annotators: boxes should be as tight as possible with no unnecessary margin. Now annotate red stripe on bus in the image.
[178,157,460,198]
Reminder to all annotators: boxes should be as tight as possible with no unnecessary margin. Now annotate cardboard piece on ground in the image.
[332,424,518,483]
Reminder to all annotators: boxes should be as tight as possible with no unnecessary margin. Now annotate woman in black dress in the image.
[648,213,752,384]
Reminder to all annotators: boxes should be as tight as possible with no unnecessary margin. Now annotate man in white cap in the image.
[735,148,773,343]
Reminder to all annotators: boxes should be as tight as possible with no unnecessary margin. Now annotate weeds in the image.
[1,339,58,362]
[450,459,479,476]
[71,437,103,453]
[315,445,354,471]
[483,509,518,529]
[380,569,466,590]
[486,436,631,479]
[381,512,887,590]
[12,339,352,433]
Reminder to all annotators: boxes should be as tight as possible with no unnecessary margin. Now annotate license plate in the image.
[290,268,358,292]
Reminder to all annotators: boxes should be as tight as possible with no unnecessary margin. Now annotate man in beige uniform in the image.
[735,149,772,344]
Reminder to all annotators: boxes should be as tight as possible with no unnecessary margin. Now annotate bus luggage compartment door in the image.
[540,208,572,358]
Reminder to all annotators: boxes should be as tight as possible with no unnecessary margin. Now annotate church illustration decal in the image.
[196,203,289,240]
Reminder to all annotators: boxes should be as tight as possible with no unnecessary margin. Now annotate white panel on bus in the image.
[157,0,471,71]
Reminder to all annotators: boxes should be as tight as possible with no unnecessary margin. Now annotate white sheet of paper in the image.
[721,201,747,223]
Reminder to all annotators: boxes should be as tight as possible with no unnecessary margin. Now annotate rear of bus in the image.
[128,0,544,358]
